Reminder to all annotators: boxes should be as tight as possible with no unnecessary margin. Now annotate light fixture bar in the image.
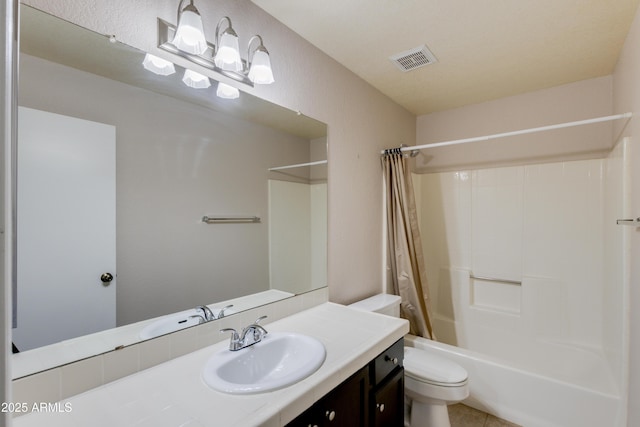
[157,18,253,87]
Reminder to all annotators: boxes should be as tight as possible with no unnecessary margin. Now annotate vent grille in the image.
[389,45,438,72]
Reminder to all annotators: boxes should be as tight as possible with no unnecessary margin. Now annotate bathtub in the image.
[405,334,624,427]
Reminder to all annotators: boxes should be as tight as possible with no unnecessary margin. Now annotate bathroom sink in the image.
[139,306,236,340]
[202,332,326,394]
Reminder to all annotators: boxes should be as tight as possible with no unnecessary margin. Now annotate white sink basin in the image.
[139,306,236,340]
[202,332,326,394]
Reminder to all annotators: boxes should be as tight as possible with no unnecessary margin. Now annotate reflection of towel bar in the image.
[470,274,521,285]
[616,218,639,225]
[202,216,261,224]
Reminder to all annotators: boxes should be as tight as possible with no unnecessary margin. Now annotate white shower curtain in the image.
[382,149,435,340]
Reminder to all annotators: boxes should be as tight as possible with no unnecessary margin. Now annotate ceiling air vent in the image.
[389,45,438,72]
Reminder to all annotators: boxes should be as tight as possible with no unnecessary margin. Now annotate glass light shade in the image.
[248,49,274,84]
[142,54,176,76]
[182,69,211,89]
[214,31,242,72]
[216,82,240,99]
[172,8,207,55]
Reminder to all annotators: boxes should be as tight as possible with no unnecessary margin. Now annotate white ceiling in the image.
[251,0,640,116]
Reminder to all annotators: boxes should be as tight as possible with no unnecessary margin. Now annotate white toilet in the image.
[349,294,469,427]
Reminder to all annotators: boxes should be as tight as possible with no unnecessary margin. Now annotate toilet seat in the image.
[404,347,468,387]
[403,346,469,406]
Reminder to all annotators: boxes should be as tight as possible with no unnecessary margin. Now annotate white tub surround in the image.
[13,303,409,427]
[413,149,629,425]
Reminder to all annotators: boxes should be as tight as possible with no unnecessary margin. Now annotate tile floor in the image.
[448,404,522,427]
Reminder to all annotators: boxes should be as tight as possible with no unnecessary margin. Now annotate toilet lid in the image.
[403,347,468,385]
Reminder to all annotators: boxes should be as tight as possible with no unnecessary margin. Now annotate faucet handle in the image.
[217,304,234,319]
[189,314,206,324]
[254,315,268,324]
[220,328,241,351]
[220,328,239,340]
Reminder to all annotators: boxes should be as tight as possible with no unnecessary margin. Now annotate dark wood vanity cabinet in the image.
[288,367,367,427]
[286,338,404,427]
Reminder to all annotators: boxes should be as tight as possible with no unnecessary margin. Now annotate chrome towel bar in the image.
[470,274,522,285]
[202,216,261,224]
[616,218,639,226]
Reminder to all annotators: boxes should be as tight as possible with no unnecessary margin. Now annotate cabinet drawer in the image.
[371,338,403,385]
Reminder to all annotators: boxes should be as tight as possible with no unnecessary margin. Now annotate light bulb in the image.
[182,69,211,89]
[214,30,242,72]
[142,54,176,76]
[172,4,207,55]
[248,49,274,84]
[216,82,239,99]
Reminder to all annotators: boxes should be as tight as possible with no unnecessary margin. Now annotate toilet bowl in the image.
[349,294,469,427]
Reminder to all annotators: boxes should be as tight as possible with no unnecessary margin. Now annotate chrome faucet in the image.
[196,305,216,321]
[220,316,268,351]
[240,315,268,345]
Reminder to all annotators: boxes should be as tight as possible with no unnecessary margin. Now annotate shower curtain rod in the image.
[268,160,327,171]
[382,112,633,154]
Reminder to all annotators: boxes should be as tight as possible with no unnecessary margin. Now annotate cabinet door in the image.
[287,368,367,427]
[371,368,404,427]
[320,368,367,426]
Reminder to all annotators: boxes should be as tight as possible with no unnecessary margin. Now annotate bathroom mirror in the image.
[13,5,327,377]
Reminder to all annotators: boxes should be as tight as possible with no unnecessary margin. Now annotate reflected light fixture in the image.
[142,53,176,76]
[247,36,274,84]
[172,0,207,55]
[216,82,240,99]
[182,69,211,89]
[214,17,242,72]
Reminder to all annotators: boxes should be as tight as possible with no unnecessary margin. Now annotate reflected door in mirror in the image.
[13,107,116,351]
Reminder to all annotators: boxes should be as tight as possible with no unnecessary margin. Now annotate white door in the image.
[13,107,116,352]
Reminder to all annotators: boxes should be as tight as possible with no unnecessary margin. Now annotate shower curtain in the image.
[382,149,435,340]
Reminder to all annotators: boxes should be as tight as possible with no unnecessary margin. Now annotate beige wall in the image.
[415,76,613,172]
[612,3,640,425]
[21,0,416,305]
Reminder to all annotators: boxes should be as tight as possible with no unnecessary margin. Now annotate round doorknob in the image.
[100,272,114,285]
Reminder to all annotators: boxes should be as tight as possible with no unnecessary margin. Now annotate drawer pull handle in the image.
[385,355,398,365]
[377,403,385,413]
[326,410,336,421]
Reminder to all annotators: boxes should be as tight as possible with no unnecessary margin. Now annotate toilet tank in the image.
[348,293,402,317]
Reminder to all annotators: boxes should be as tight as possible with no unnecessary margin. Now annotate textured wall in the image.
[22,0,416,304]
[415,77,614,172]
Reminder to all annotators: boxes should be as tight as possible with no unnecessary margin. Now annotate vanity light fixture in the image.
[247,36,274,85]
[142,53,176,76]
[216,82,240,99]
[156,3,275,87]
[214,17,242,72]
[182,69,211,89]
[172,0,207,55]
